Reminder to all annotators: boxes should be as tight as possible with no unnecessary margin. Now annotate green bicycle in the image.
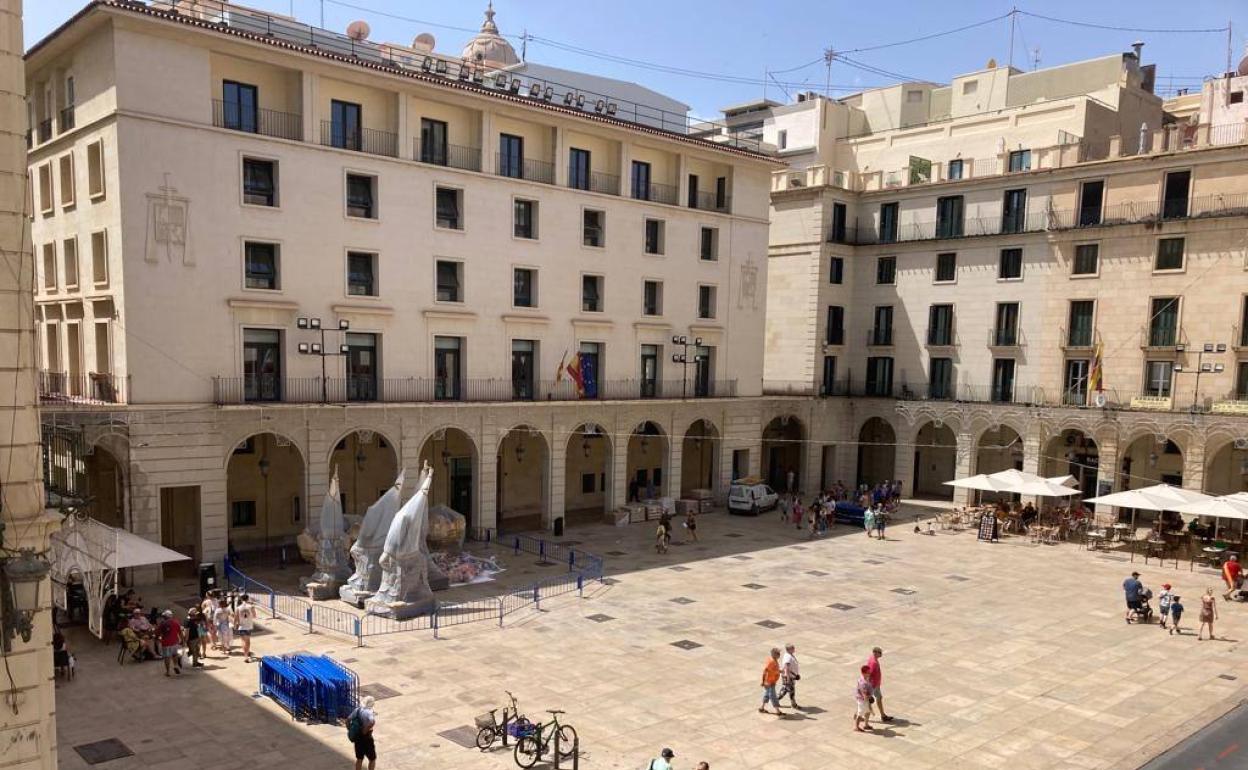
[513,709,577,768]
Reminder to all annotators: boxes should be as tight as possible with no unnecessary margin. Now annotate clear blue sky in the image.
[25,0,1248,116]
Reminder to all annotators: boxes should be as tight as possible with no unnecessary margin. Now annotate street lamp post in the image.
[1173,342,1225,413]
[670,334,706,400]
[297,317,350,402]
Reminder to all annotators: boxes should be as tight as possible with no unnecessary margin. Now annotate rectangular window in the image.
[640,344,659,398]
[998,247,1022,279]
[347,251,376,296]
[581,473,596,494]
[876,256,896,285]
[434,336,462,400]
[878,202,899,243]
[568,147,591,190]
[991,359,1016,402]
[231,501,257,528]
[243,158,277,206]
[777,130,788,150]
[697,285,717,319]
[90,230,107,287]
[330,99,362,150]
[929,357,953,399]
[643,280,662,316]
[58,154,74,208]
[1154,237,1185,271]
[946,159,963,180]
[1064,359,1090,405]
[419,118,448,165]
[244,241,278,290]
[821,355,837,396]
[513,199,537,239]
[1007,149,1031,172]
[582,274,603,312]
[828,256,844,284]
[825,305,844,345]
[872,305,893,345]
[1162,170,1190,219]
[935,195,963,238]
[37,163,52,214]
[715,177,727,210]
[242,327,281,402]
[686,173,699,209]
[345,173,375,219]
[1002,188,1027,233]
[1067,300,1095,347]
[1236,360,1248,399]
[1144,360,1173,397]
[582,209,604,247]
[1073,243,1099,275]
[222,80,258,133]
[699,227,718,261]
[1241,296,1248,348]
[994,302,1020,346]
[499,133,524,179]
[345,332,377,401]
[644,218,664,255]
[513,268,535,307]
[62,237,78,290]
[865,356,894,397]
[86,140,105,199]
[927,304,954,346]
[693,345,713,397]
[435,186,462,230]
[935,252,956,283]
[1148,297,1179,347]
[435,260,462,302]
[511,339,536,400]
[830,202,847,243]
[41,243,55,291]
[1078,180,1104,226]
[631,160,652,200]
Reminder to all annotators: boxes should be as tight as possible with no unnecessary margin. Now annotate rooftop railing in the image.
[495,155,555,185]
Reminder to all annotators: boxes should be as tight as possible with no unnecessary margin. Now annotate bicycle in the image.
[513,709,577,768]
[475,690,530,751]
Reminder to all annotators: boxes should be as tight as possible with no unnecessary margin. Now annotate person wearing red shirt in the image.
[1223,555,1243,601]
[156,610,183,677]
[865,647,892,722]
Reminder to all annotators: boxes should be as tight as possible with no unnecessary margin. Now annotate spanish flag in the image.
[556,349,586,397]
[1086,341,1104,404]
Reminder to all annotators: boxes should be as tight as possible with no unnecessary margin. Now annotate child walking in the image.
[1157,583,1173,630]
[1169,595,1184,635]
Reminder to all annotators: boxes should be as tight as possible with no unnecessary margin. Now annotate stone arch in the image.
[762,415,805,493]
[856,416,897,488]
[1041,428,1100,493]
[222,428,306,469]
[975,424,1023,476]
[83,441,126,529]
[1119,433,1185,490]
[226,431,308,552]
[626,420,668,502]
[417,427,480,529]
[1203,438,1248,496]
[328,428,400,518]
[564,422,613,526]
[496,425,549,531]
[912,420,956,499]
[681,418,720,497]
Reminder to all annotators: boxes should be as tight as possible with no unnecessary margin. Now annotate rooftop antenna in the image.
[1030,46,1041,71]
[521,27,530,62]
[1007,6,1017,69]
[823,47,835,97]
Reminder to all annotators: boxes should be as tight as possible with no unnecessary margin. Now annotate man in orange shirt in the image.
[758,647,784,716]
[1223,554,1243,601]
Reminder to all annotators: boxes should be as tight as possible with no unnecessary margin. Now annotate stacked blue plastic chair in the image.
[260,654,358,723]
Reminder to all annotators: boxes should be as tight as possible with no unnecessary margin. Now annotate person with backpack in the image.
[347,695,377,770]
[645,747,675,770]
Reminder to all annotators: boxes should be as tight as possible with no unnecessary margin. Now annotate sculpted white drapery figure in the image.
[339,470,405,603]
[367,462,436,616]
[306,468,350,592]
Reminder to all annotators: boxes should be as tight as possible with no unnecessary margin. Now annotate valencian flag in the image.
[1087,341,1104,404]
[556,350,586,398]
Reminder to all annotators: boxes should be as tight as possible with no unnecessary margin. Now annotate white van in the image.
[728,477,779,515]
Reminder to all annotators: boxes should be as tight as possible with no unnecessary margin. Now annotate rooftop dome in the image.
[461,2,520,68]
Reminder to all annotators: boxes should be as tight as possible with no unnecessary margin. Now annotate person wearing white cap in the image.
[646,747,675,770]
[349,695,377,770]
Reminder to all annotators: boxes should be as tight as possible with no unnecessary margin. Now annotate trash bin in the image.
[198,563,218,597]
[553,517,565,537]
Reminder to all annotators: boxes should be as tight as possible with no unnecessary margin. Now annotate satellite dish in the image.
[413,32,436,52]
[346,20,370,41]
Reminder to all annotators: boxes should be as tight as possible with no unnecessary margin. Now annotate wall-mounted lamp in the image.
[515,440,526,464]
[258,455,271,478]
[0,549,51,653]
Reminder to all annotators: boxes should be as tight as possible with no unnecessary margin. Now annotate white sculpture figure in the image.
[304,468,351,599]
[366,461,436,618]
[339,470,405,606]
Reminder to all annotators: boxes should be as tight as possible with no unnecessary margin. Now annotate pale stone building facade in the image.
[27,0,802,579]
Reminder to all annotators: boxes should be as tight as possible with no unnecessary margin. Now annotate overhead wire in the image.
[1016,11,1230,35]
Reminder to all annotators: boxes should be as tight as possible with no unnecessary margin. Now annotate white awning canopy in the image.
[52,516,190,571]
[1084,484,1212,512]
[1169,496,1248,522]
[945,470,1080,495]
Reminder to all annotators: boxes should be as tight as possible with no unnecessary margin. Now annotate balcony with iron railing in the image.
[633,182,679,206]
[319,121,398,157]
[36,118,51,144]
[1139,324,1185,351]
[866,328,893,347]
[495,155,556,185]
[211,100,303,141]
[212,375,737,405]
[567,170,620,196]
[38,370,127,406]
[413,139,482,172]
[1061,326,1095,351]
[690,189,731,214]
[925,326,957,348]
[987,327,1024,349]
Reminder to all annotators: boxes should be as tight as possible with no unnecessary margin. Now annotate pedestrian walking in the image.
[156,610,182,677]
[865,647,892,722]
[655,511,672,554]
[776,643,801,708]
[213,597,232,654]
[201,591,218,652]
[1198,587,1219,641]
[863,506,876,538]
[184,608,204,667]
[1157,583,1173,630]
[644,748,675,770]
[758,647,784,716]
[234,594,256,661]
[348,695,377,770]
[791,498,803,529]
[786,468,795,495]
[854,665,873,732]
[874,508,887,540]
[1169,595,1185,635]
[684,509,698,543]
[1123,571,1144,623]
[1222,555,1243,601]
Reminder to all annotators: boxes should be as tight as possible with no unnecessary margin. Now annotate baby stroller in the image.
[1132,587,1154,624]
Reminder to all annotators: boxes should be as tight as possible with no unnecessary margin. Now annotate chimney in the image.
[1130,40,1144,61]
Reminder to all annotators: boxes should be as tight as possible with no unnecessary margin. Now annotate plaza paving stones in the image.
[436,727,480,750]
[358,683,402,701]
[805,570,829,576]
[741,583,767,590]
[54,504,1248,770]
[670,640,703,650]
[755,620,785,629]
[585,614,615,623]
[73,739,133,765]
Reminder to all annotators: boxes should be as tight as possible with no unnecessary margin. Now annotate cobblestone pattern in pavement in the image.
[54,506,1248,770]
